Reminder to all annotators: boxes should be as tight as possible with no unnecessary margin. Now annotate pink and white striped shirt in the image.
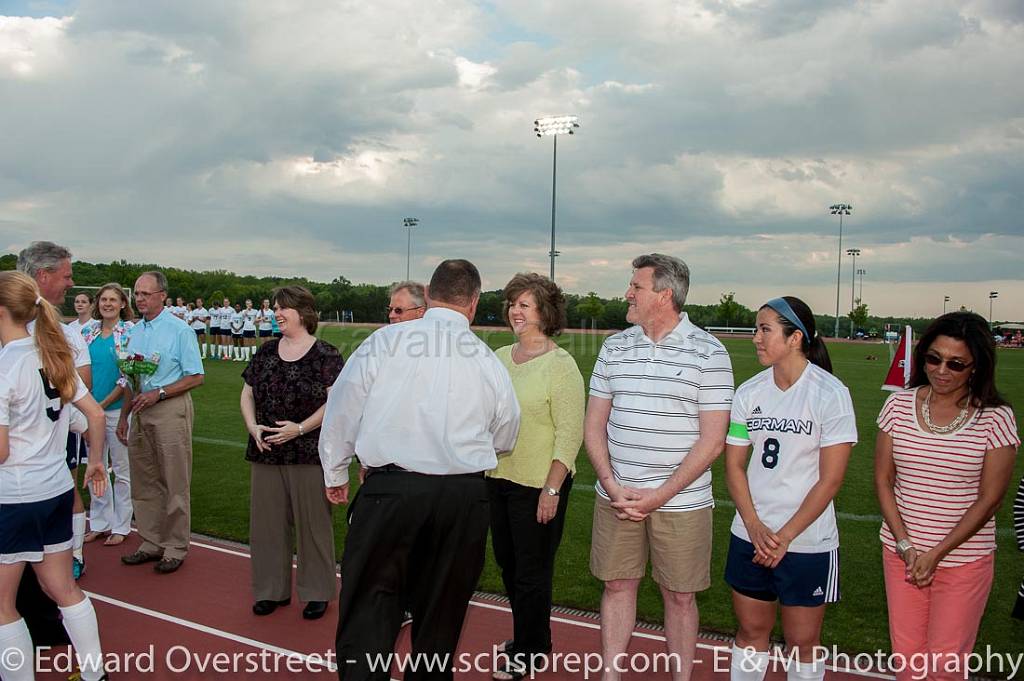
[877,388,1020,568]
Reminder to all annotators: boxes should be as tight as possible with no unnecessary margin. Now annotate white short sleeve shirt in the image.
[726,362,857,552]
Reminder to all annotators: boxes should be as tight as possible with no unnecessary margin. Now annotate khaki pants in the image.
[128,393,194,561]
[250,463,336,603]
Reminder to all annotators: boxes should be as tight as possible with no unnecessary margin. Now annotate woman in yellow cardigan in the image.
[488,273,585,681]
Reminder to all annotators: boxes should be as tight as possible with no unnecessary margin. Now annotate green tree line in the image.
[1,253,940,334]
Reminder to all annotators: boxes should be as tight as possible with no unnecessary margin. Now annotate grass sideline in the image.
[188,326,1024,658]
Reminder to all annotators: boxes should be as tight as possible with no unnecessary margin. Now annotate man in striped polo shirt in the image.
[585,253,734,681]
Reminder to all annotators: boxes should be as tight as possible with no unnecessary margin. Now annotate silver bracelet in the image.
[298,423,305,436]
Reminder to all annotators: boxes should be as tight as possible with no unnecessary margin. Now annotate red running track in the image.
[33,534,890,680]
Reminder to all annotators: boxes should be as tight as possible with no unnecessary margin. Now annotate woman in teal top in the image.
[81,283,135,546]
[488,273,585,681]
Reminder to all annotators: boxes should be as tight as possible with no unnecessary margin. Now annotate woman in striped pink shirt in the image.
[875,311,1019,681]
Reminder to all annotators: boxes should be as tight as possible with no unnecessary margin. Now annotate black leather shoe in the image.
[252,598,291,616]
[302,601,328,620]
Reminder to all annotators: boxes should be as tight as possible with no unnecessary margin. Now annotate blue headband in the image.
[765,297,810,343]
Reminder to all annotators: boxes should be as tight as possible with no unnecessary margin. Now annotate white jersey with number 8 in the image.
[726,362,857,553]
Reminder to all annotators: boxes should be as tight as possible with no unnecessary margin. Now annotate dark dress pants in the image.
[487,475,572,658]
[335,470,490,681]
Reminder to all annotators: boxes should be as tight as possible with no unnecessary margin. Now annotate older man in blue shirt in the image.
[116,270,204,574]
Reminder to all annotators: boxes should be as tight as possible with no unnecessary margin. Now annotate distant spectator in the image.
[68,292,93,333]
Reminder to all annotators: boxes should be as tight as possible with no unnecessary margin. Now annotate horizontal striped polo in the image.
[590,313,734,511]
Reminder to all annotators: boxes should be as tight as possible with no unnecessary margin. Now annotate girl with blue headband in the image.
[722,296,856,681]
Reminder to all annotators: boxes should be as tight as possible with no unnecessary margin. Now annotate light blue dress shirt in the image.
[124,308,204,391]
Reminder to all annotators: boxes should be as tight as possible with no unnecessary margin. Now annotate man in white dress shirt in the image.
[319,259,520,681]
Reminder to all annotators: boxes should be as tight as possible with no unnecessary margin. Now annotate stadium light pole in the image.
[830,203,852,338]
[857,268,866,302]
[535,115,580,280]
[847,248,860,338]
[943,295,950,314]
[989,291,998,326]
[403,217,419,280]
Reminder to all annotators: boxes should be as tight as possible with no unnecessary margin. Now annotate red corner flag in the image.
[882,326,913,391]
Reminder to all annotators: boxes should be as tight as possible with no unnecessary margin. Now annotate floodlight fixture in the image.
[534,115,581,279]
[829,203,853,338]
[403,217,419,280]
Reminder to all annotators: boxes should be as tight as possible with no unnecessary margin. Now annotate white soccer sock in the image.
[59,597,105,681]
[787,651,825,681]
[244,346,251,361]
[731,644,769,681]
[0,618,35,680]
[200,342,207,358]
[73,511,87,561]
[233,346,240,359]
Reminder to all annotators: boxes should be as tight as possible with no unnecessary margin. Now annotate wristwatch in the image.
[158,388,167,402]
[895,538,913,557]
[546,487,559,497]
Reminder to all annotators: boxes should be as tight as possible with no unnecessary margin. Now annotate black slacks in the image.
[335,469,489,681]
[486,475,572,657]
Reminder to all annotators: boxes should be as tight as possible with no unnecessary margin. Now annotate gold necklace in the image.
[922,389,970,434]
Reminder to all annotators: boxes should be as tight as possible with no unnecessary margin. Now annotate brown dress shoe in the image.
[121,550,162,565]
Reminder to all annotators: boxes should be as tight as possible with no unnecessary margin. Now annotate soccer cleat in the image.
[72,557,85,580]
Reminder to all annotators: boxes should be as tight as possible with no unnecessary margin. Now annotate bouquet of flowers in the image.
[117,351,160,394]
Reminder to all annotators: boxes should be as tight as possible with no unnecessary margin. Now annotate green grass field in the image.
[188,327,1024,658]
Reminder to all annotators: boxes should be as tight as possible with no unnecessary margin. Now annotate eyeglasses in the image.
[386,305,424,315]
[924,353,973,373]
[133,289,165,299]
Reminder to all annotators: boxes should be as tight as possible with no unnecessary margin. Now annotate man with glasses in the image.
[387,281,427,324]
[117,271,204,574]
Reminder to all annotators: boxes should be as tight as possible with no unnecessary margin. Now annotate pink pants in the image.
[882,548,994,681]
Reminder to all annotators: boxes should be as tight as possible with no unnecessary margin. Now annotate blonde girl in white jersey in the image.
[0,271,110,681]
[724,296,857,681]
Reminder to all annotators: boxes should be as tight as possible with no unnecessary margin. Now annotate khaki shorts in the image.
[589,495,712,593]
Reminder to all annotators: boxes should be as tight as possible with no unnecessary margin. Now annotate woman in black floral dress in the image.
[240,285,344,621]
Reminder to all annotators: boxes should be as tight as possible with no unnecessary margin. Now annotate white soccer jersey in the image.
[242,308,258,331]
[0,337,88,503]
[230,310,244,333]
[726,362,857,552]
[257,309,273,330]
[208,306,223,329]
[26,321,91,369]
[190,307,208,330]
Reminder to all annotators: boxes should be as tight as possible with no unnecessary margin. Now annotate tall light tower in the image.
[830,203,852,338]
[403,217,419,280]
[857,268,866,302]
[535,115,580,280]
[943,295,950,314]
[989,291,999,325]
[847,248,861,338]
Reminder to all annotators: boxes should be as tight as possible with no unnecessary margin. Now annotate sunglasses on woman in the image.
[924,353,973,373]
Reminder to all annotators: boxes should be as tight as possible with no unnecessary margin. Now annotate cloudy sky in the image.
[1,0,1022,320]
